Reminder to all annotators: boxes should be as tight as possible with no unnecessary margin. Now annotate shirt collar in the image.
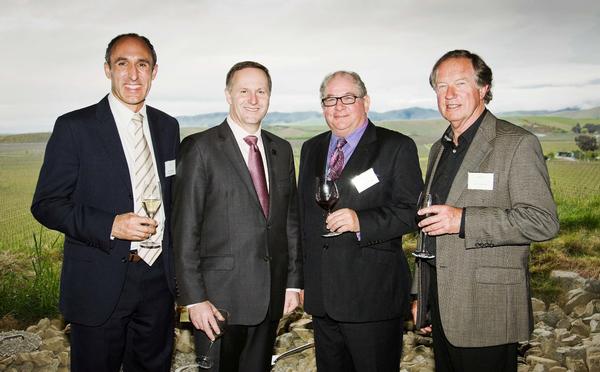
[330,118,369,149]
[441,109,486,150]
[108,93,148,125]
[226,115,263,143]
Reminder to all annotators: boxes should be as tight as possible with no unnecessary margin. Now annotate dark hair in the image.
[225,61,272,92]
[429,49,493,103]
[319,71,367,99]
[105,33,157,67]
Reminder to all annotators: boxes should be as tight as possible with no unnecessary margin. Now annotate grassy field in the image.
[1,118,599,323]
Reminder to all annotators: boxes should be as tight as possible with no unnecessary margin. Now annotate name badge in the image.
[352,168,379,193]
[165,160,176,177]
[468,172,494,190]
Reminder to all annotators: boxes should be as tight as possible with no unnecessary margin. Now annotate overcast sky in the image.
[1,0,599,133]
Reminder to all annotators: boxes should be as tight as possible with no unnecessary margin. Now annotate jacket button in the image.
[323,244,329,250]
[121,257,127,263]
[263,256,271,262]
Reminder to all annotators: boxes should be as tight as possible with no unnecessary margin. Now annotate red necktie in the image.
[244,135,269,218]
[328,137,347,180]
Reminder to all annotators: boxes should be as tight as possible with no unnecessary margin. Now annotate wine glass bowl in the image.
[197,309,229,369]
[315,176,342,237]
[413,192,436,259]
[140,187,162,249]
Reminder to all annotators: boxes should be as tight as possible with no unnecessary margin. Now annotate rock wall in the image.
[1,271,599,371]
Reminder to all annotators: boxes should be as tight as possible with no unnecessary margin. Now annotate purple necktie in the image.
[244,135,269,218]
[328,137,347,181]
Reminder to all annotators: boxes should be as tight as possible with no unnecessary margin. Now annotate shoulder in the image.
[146,105,179,126]
[303,130,329,148]
[56,102,98,124]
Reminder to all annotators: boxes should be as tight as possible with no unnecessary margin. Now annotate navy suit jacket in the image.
[299,121,423,322]
[31,95,180,326]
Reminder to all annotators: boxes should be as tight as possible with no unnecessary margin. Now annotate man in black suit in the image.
[298,71,423,371]
[31,33,179,372]
[172,61,302,372]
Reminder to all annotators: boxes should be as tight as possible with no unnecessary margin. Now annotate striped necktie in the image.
[132,112,162,265]
[328,137,347,181]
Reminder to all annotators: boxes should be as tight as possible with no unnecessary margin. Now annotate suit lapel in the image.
[217,121,265,219]
[313,132,331,179]
[94,96,132,193]
[146,107,166,186]
[446,112,496,205]
[262,131,277,221]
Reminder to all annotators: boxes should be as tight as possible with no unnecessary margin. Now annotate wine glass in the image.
[315,176,341,237]
[413,192,435,259]
[140,186,162,249]
[197,309,229,369]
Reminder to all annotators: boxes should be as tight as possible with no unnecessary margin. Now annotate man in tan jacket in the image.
[412,50,559,372]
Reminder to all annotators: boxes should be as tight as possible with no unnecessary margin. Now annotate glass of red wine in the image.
[315,176,342,237]
[197,309,229,369]
[413,192,436,259]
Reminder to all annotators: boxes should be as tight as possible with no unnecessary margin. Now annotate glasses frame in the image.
[321,95,363,107]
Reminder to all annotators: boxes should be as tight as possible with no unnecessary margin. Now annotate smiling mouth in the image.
[446,104,460,109]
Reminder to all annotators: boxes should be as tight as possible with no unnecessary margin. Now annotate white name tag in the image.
[468,172,494,190]
[352,168,379,193]
[165,160,176,177]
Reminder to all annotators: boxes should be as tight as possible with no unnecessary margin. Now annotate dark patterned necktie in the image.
[328,137,347,180]
[244,135,269,217]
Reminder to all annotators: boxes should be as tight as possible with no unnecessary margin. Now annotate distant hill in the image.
[0,132,50,143]
[176,107,441,127]
[498,106,600,119]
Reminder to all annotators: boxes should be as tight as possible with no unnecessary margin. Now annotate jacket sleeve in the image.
[357,136,424,245]
[464,133,559,248]
[31,118,116,252]
[284,144,303,289]
[172,136,210,305]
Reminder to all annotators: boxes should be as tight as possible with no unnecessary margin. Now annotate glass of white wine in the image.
[141,186,161,249]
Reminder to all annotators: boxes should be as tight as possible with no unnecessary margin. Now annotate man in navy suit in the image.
[31,33,179,372]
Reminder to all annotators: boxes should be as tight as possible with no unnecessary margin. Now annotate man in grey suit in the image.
[411,50,559,372]
[172,61,302,372]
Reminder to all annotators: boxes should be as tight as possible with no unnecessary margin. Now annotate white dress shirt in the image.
[108,93,165,250]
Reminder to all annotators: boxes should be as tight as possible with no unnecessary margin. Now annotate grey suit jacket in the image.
[414,111,559,347]
[172,121,302,325]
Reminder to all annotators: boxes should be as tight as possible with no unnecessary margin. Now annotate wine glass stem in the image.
[205,340,214,355]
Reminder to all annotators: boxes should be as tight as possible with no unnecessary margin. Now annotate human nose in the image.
[445,85,455,99]
[248,92,258,104]
[128,64,138,81]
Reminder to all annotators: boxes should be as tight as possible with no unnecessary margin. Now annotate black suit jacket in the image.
[31,96,180,326]
[299,121,423,322]
[172,121,302,325]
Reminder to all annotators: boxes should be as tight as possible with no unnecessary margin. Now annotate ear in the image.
[362,95,371,113]
[104,62,111,79]
[151,64,158,80]
[224,88,233,105]
[479,85,489,100]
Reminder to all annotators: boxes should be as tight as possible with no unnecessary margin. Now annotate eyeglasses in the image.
[321,95,362,107]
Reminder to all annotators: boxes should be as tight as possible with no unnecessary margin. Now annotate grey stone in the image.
[526,355,560,368]
[585,300,600,317]
[585,278,600,294]
[539,304,566,327]
[565,289,596,315]
[571,318,591,337]
[551,270,585,291]
[0,331,42,359]
[532,298,547,312]
[556,318,572,330]
[565,356,588,372]
[561,334,582,346]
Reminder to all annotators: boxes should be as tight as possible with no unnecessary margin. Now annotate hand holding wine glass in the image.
[315,176,342,237]
[140,186,162,249]
[197,308,229,370]
[413,192,435,259]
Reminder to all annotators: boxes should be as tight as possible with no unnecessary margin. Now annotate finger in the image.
[214,308,225,322]
[207,314,221,336]
[203,316,215,340]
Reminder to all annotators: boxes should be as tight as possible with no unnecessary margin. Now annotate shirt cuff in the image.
[459,207,466,239]
[286,288,301,293]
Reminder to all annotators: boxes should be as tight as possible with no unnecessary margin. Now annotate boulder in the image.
[532,298,547,312]
[550,270,585,291]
